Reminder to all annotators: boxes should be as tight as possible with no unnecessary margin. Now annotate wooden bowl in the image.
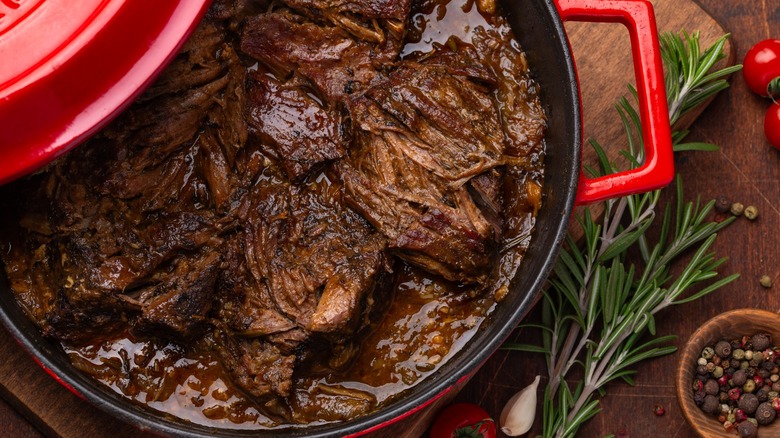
[676,309,780,437]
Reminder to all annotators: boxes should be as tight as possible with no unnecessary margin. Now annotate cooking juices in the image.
[0,0,545,428]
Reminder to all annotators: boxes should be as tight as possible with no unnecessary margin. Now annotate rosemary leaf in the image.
[500,31,742,438]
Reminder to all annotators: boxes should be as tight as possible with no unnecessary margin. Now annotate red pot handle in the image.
[554,0,674,205]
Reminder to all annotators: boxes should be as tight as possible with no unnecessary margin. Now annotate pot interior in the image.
[0,0,581,435]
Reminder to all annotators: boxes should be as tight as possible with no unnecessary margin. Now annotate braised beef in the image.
[0,0,547,427]
[338,60,503,283]
[247,73,347,180]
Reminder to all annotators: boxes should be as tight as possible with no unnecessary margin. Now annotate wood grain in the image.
[456,1,780,438]
[0,0,755,437]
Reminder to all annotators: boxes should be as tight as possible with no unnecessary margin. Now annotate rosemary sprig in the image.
[502,31,742,438]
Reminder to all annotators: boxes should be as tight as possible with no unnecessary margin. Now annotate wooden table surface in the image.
[1,0,778,437]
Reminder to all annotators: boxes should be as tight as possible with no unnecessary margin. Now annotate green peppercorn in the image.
[713,366,724,378]
[744,205,759,220]
[702,346,715,360]
[734,349,746,360]
[756,402,777,425]
[760,275,773,288]
[745,350,754,361]
[754,352,765,364]
[744,379,757,393]
[753,333,772,351]
[741,361,751,371]
[768,391,779,400]
[698,357,708,366]
[730,202,745,216]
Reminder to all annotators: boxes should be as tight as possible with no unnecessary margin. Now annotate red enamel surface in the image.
[0,0,212,185]
[554,0,674,205]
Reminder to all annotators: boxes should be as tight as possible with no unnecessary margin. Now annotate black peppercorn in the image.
[734,370,748,386]
[702,394,720,415]
[755,402,777,425]
[704,379,720,395]
[715,340,732,358]
[764,361,776,371]
[739,393,760,415]
[697,364,708,375]
[715,196,731,214]
[753,333,772,351]
[694,389,707,406]
[732,359,742,369]
[757,388,770,402]
[720,391,730,403]
[737,420,758,438]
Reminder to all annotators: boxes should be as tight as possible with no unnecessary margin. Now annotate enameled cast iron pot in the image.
[0,0,673,436]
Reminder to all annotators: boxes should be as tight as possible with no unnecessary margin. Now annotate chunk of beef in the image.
[132,251,221,341]
[247,73,347,181]
[244,178,389,335]
[210,327,296,401]
[339,60,503,283]
[240,11,400,103]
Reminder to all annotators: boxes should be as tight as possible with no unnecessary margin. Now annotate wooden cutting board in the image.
[0,0,735,436]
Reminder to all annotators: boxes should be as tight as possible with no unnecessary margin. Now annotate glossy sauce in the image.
[51,0,542,428]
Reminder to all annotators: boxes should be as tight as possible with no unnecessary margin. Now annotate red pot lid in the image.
[0,0,212,185]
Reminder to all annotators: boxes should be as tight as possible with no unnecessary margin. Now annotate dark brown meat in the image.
[244,177,389,335]
[210,327,296,401]
[247,73,347,180]
[339,60,503,283]
[133,251,221,341]
[240,10,401,103]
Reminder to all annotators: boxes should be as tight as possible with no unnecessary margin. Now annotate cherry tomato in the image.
[430,403,496,438]
[766,103,780,149]
[743,39,780,98]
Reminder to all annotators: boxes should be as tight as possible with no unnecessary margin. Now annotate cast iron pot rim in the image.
[0,0,581,436]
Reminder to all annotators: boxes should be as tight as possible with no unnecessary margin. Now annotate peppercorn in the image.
[713,366,724,378]
[773,397,780,412]
[696,364,708,375]
[739,393,760,414]
[702,346,715,359]
[755,375,765,388]
[753,334,772,351]
[744,205,759,220]
[734,370,748,386]
[737,420,758,438]
[746,350,755,361]
[715,196,731,213]
[760,275,773,288]
[768,391,779,400]
[653,404,665,416]
[731,202,745,216]
[736,408,749,422]
[732,359,742,369]
[773,382,780,392]
[720,391,731,403]
[695,389,707,405]
[705,379,720,395]
[745,380,757,393]
[772,374,780,383]
[712,355,722,366]
[735,349,747,360]
[759,369,771,379]
[703,394,721,414]
[756,402,777,425]
[706,362,716,373]
[742,361,751,371]
[758,388,770,402]
[697,357,708,366]
[754,351,765,363]
[730,387,743,400]
[715,340,732,358]
[764,361,776,371]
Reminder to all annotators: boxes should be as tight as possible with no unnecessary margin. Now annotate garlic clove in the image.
[499,375,541,436]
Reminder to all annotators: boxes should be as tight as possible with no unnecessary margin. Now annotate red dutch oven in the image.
[0,0,673,436]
